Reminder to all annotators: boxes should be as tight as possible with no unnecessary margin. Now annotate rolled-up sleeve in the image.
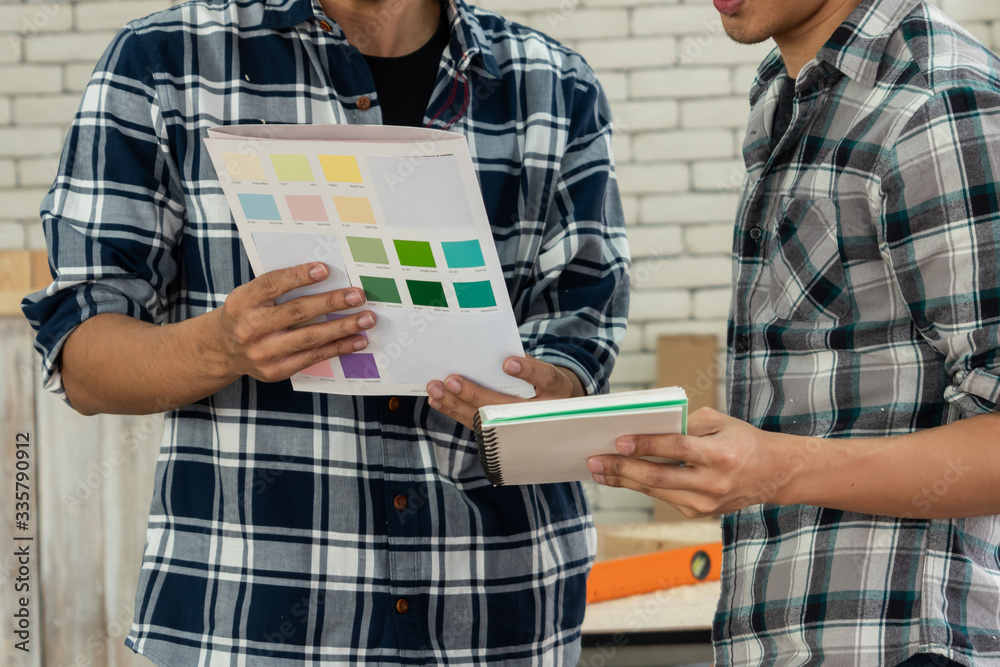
[21,25,184,400]
[516,74,631,396]
[878,86,1000,417]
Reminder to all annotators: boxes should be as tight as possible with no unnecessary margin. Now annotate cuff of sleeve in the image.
[528,348,602,397]
[22,280,160,404]
[946,367,1000,417]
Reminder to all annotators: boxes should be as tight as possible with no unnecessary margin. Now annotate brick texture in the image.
[1,0,996,521]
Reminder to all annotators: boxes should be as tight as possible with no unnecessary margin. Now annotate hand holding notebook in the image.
[473,387,688,485]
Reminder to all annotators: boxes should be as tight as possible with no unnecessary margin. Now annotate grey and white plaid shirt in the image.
[719,0,1000,664]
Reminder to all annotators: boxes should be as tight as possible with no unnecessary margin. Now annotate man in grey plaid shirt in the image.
[590,0,1000,664]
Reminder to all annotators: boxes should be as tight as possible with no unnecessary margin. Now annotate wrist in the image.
[555,366,586,397]
[190,308,240,384]
[767,434,824,507]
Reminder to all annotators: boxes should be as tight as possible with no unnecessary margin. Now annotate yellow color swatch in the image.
[222,153,267,181]
[319,155,363,183]
[333,196,376,225]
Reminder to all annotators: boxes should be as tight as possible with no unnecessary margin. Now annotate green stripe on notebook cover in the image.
[482,399,688,432]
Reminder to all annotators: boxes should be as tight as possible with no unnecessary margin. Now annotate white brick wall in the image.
[1,0,997,523]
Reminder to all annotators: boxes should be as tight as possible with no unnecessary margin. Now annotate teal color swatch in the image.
[454,281,496,309]
[441,240,486,269]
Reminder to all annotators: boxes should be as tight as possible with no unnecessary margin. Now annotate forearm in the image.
[61,312,236,416]
[776,413,1000,518]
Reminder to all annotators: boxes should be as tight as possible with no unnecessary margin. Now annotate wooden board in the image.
[654,335,720,522]
[582,581,721,634]
[35,388,159,667]
[655,334,718,413]
[596,519,722,561]
[0,251,51,317]
[0,321,42,667]
[0,252,32,318]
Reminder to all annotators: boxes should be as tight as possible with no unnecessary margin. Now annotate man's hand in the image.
[213,262,376,383]
[426,355,586,430]
[587,408,791,518]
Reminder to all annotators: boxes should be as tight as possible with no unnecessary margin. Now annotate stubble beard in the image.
[720,11,776,46]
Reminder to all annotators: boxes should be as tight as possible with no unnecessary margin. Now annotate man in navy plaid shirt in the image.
[590,0,1000,665]
[22,0,629,663]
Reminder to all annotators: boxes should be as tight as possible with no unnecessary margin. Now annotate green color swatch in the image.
[346,236,389,264]
[454,281,496,309]
[393,240,436,268]
[359,275,401,304]
[406,280,448,308]
[270,154,314,181]
[441,240,485,269]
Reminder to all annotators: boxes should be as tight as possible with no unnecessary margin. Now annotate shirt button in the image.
[735,334,750,354]
[356,96,371,111]
[318,20,332,32]
[388,396,400,412]
[749,226,762,241]
[396,598,409,614]
[393,494,408,511]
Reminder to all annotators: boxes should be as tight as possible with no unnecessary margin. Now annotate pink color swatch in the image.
[301,360,336,378]
[285,195,329,222]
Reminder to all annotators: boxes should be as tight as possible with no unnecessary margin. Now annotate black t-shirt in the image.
[771,76,796,148]
[363,5,450,128]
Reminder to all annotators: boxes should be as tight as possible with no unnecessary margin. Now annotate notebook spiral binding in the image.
[473,412,505,486]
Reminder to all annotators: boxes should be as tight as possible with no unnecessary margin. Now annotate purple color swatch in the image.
[340,353,379,379]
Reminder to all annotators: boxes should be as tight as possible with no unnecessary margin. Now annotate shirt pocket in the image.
[768,196,851,321]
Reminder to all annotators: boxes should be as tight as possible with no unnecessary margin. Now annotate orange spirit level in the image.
[586,542,723,604]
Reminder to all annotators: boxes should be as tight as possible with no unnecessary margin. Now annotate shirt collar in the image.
[261,0,501,79]
[749,0,923,104]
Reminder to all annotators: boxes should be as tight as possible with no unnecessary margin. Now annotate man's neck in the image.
[318,0,441,58]
[774,0,863,79]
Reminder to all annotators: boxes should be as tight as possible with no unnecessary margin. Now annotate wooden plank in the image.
[29,253,51,294]
[0,251,52,317]
[35,391,156,665]
[0,320,42,667]
[654,335,721,522]
[582,581,721,635]
[97,413,161,667]
[35,380,107,665]
[595,519,723,561]
[0,252,32,317]
[655,334,719,413]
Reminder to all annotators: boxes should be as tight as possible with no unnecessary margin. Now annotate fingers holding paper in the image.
[216,262,377,383]
[587,408,785,518]
[426,355,586,430]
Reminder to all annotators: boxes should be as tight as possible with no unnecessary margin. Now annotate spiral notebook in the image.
[473,387,688,486]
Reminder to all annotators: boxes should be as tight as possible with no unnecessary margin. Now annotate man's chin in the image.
[721,19,772,45]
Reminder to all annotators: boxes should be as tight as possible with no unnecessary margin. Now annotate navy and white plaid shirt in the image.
[22,0,630,663]
[720,0,1000,664]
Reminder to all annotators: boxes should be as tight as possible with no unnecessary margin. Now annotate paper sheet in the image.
[204,124,533,397]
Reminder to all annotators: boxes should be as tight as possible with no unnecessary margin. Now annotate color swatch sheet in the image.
[204,124,533,397]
